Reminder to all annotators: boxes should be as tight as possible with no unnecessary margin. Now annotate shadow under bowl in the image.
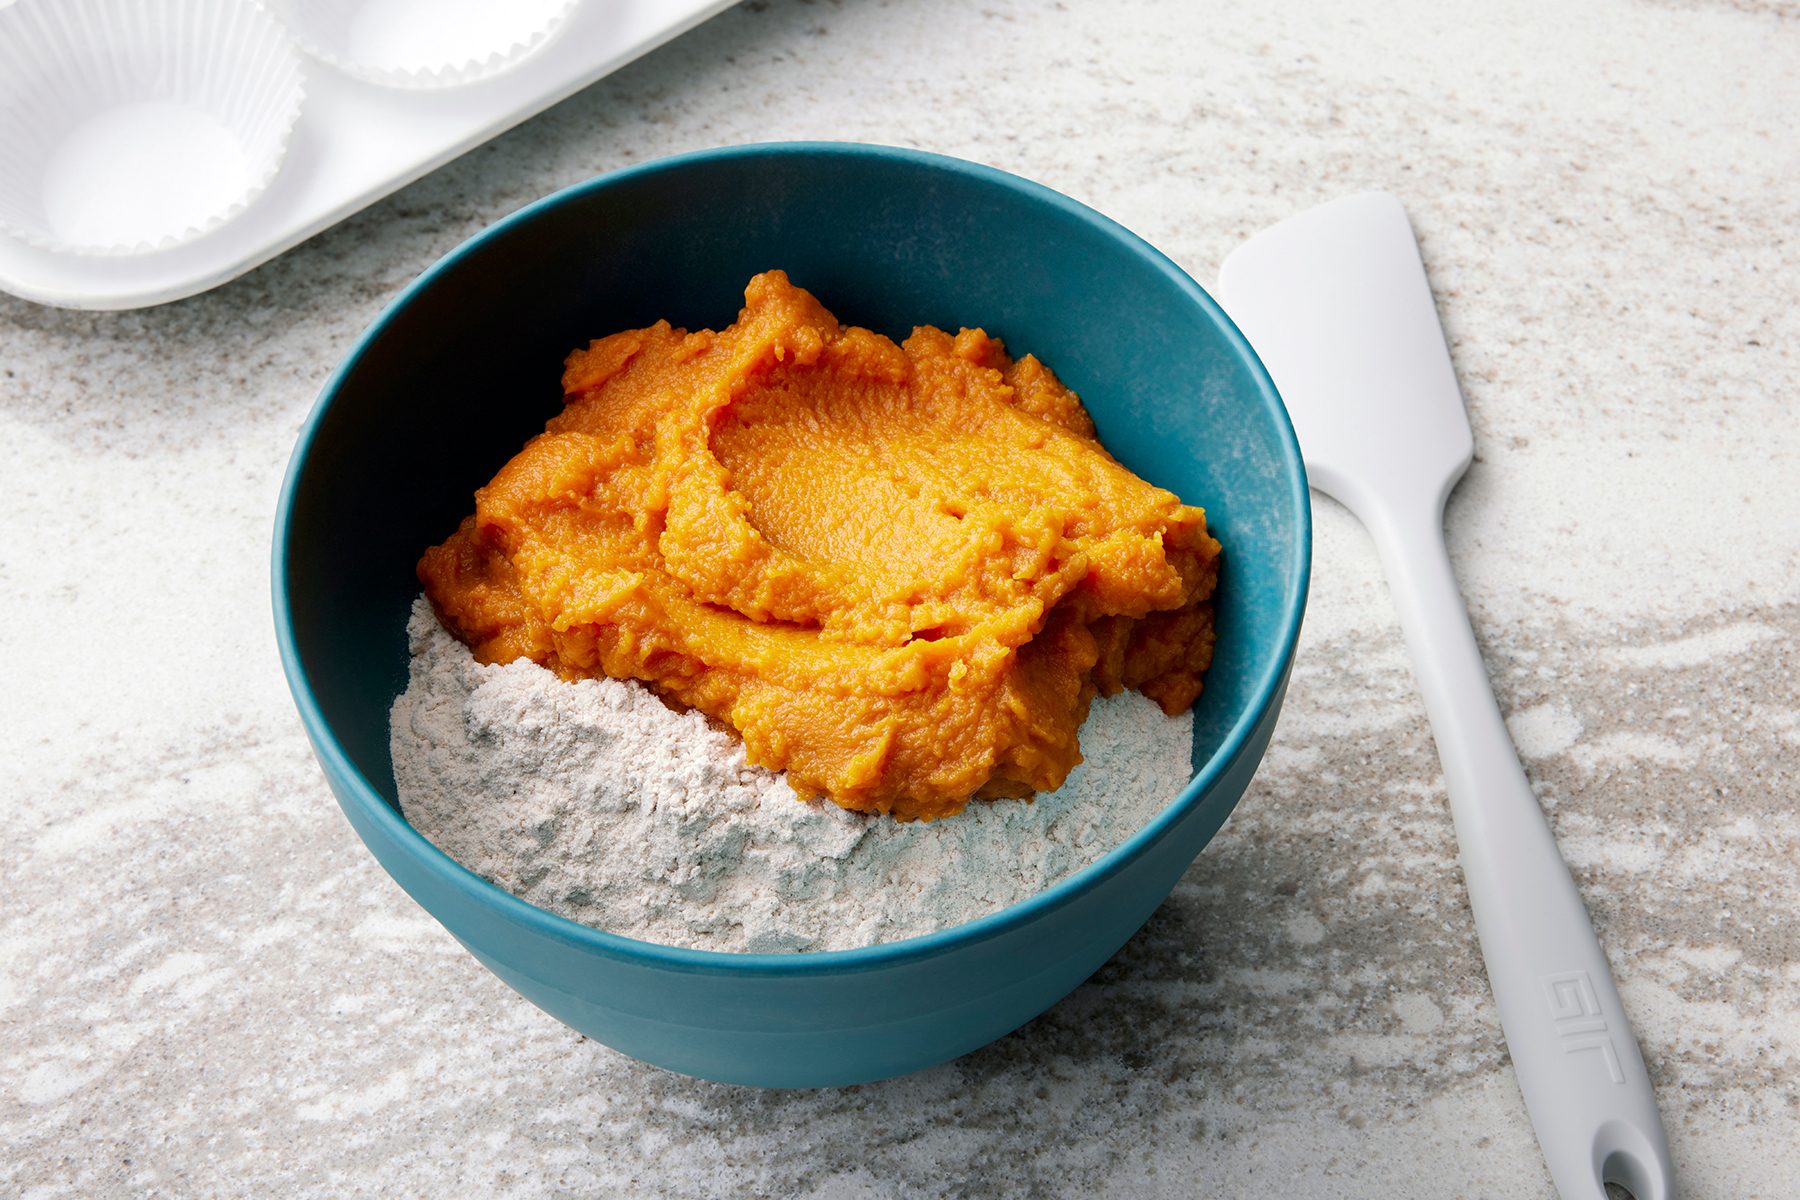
[273,142,1310,1088]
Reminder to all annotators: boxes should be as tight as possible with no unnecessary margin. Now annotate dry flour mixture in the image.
[390,599,1195,953]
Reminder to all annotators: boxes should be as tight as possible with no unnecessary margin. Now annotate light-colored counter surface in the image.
[4,1,1795,1195]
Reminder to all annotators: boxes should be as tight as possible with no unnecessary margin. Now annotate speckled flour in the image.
[390,598,1194,952]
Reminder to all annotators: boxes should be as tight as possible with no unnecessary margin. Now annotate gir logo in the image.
[1542,970,1625,1084]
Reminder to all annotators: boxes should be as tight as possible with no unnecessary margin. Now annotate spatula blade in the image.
[1217,192,1473,518]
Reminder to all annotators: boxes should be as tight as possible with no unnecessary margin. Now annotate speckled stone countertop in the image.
[4,1,1796,1196]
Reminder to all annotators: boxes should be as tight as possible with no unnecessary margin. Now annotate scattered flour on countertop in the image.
[390,599,1194,953]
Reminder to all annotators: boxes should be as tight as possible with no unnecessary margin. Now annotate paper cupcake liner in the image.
[0,0,305,258]
[271,0,578,90]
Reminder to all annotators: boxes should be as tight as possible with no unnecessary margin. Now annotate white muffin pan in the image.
[0,0,738,310]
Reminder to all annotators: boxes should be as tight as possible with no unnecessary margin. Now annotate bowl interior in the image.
[280,143,1307,920]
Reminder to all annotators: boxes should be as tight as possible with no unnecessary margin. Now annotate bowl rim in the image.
[272,139,1311,977]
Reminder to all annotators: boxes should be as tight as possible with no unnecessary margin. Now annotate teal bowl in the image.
[273,142,1309,1087]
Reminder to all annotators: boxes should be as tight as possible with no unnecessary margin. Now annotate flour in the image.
[390,599,1194,953]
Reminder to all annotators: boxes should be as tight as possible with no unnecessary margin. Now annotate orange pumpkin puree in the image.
[419,271,1221,820]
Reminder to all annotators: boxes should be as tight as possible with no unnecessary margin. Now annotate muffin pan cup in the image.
[269,0,578,90]
[0,0,306,257]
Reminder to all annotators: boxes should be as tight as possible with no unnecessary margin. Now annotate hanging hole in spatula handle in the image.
[1596,1118,1673,1200]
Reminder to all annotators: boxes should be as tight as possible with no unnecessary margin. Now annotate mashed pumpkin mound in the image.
[419,271,1221,820]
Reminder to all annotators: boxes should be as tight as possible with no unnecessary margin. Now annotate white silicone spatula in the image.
[1217,193,1674,1200]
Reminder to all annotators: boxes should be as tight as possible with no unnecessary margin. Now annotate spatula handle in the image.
[1367,499,1674,1200]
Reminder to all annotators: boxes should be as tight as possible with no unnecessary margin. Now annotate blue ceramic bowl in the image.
[274,143,1309,1087]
